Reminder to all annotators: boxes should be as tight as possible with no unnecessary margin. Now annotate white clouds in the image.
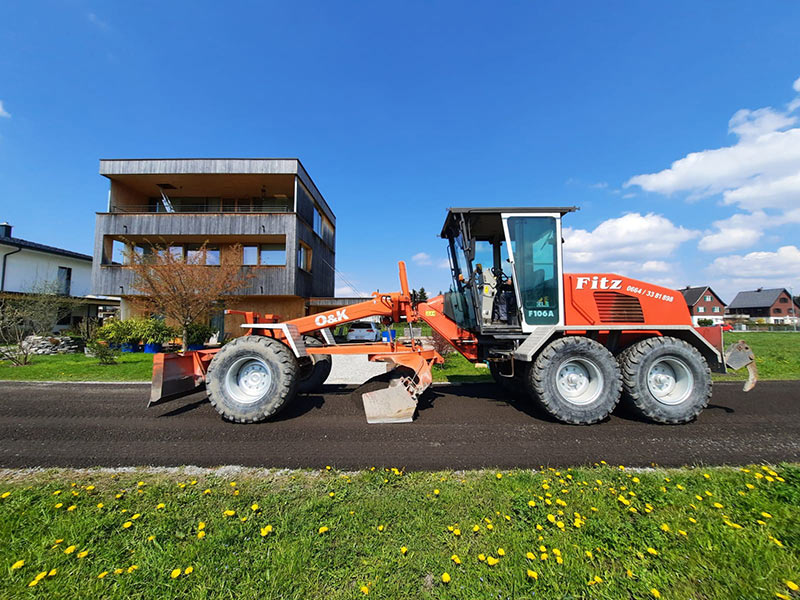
[87,12,110,31]
[626,76,800,256]
[0,101,10,119]
[640,260,670,273]
[728,107,797,141]
[709,245,800,284]
[563,212,698,267]
[412,252,432,266]
[334,285,371,298]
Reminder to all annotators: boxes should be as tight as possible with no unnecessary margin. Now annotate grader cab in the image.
[150,206,757,425]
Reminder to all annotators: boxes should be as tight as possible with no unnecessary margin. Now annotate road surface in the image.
[0,380,798,469]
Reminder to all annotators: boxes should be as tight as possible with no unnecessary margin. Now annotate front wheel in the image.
[618,336,711,424]
[206,336,298,423]
[526,336,621,424]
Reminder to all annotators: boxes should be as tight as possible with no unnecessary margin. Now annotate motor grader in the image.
[150,207,757,425]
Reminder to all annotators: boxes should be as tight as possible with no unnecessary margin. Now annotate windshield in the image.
[506,216,560,326]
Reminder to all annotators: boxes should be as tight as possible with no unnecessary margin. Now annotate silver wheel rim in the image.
[647,357,693,406]
[225,356,272,404]
[556,358,604,406]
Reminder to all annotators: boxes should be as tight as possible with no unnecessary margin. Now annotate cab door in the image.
[501,213,565,334]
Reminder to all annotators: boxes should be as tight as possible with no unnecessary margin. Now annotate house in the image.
[727,288,800,325]
[678,286,727,326]
[92,158,358,337]
[0,222,119,331]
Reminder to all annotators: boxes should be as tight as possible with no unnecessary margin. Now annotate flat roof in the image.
[99,158,334,224]
[441,206,579,238]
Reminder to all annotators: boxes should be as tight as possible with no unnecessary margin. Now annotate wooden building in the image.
[92,158,349,336]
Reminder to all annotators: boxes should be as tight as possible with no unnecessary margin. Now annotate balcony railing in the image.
[109,203,293,214]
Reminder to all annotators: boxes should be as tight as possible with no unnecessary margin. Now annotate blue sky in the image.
[1,2,799,302]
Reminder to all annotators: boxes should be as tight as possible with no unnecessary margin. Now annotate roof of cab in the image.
[440,206,578,238]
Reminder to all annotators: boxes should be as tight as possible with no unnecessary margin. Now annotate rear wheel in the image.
[526,336,621,424]
[618,336,711,424]
[296,336,332,394]
[206,336,298,423]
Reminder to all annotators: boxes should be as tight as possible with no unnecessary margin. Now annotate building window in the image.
[774,308,782,314]
[712,306,720,313]
[259,243,286,265]
[704,294,712,302]
[243,246,258,266]
[185,244,220,265]
[298,243,312,272]
[57,267,72,296]
[697,306,705,313]
[780,297,788,303]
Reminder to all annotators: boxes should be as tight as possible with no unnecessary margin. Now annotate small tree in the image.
[125,242,252,352]
[0,283,80,366]
[417,287,428,302]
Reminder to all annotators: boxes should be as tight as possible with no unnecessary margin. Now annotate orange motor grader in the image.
[150,207,757,425]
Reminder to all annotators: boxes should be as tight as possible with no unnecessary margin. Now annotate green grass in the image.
[432,353,492,383]
[717,332,800,382]
[0,352,153,382]
[1,465,798,599]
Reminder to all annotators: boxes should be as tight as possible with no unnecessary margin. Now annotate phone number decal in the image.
[626,285,674,303]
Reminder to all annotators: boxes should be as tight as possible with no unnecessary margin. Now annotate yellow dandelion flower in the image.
[647,547,658,556]
[472,524,480,532]
[556,521,565,529]
[526,551,535,560]
[170,568,181,579]
[478,553,486,562]
[689,517,697,523]
[328,492,335,498]
[453,528,460,536]
[360,585,369,595]
[401,546,408,555]
[0,491,10,499]
[48,568,57,577]
[496,473,502,479]
[114,568,123,575]
[626,569,634,578]
[240,517,248,523]
[442,572,451,583]
[147,535,155,541]
[434,489,440,496]
[486,524,494,531]
[678,529,688,537]
[122,521,132,529]
[660,524,670,532]
[127,565,138,573]
[77,550,89,559]
[541,553,548,560]
[184,566,193,575]
[223,510,235,517]
[777,593,791,600]
[203,489,211,495]
[54,503,63,508]
[260,525,273,537]
[594,575,603,583]
[651,588,661,598]
[762,512,773,519]
[67,505,77,512]
[527,569,538,579]
[97,571,108,579]
[132,513,141,520]
[451,554,461,564]
[229,481,236,487]
[497,548,505,557]
[318,526,329,534]
[97,502,104,508]
[713,502,723,509]
[786,581,799,591]
[156,503,165,509]
[64,545,76,554]
[487,556,499,566]
[585,550,593,559]
[198,521,205,530]
[197,531,206,539]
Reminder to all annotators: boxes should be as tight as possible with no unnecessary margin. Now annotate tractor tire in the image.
[206,335,298,423]
[297,336,332,394]
[618,336,711,424]
[526,336,621,425]
[489,361,526,396]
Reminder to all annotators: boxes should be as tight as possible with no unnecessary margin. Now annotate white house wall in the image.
[0,244,92,296]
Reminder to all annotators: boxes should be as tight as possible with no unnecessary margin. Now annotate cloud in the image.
[563,212,698,267]
[87,12,110,31]
[641,260,671,273]
[411,252,432,266]
[794,76,800,93]
[728,107,797,141]
[0,101,10,118]
[334,285,371,298]
[709,245,800,281]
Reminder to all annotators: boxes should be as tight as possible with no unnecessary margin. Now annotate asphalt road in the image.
[0,380,798,470]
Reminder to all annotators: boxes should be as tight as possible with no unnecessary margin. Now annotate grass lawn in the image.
[0,352,153,382]
[717,332,800,382]
[1,465,798,599]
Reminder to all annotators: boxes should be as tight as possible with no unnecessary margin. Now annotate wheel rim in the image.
[556,358,604,406]
[225,356,272,404]
[647,357,694,405]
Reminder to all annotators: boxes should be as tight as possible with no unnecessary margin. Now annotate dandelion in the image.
[360,585,369,595]
[487,556,499,566]
[12,559,25,569]
[184,566,193,575]
[132,513,141,520]
[585,550,593,559]
[318,526,329,534]
[478,554,486,562]
[0,491,10,499]
[170,568,181,579]
[713,502,723,509]
[777,593,791,600]
[260,525,273,537]
[329,492,335,498]
[47,568,57,577]
[528,500,536,507]
[203,489,211,495]
[147,535,155,541]
[651,588,661,598]
[647,547,659,556]
[441,572,451,583]
[660,524,670,532]
[786,580,799,591]
[496,473,502,479]
[400,546,408,555]
[156,503,165,509]
[122,521,132,529]
[97,503,104,508]
[486,524,494,531]
[223,510,235,517]
[67,505,77,511]
[114,568,124,575]
[762,512,773,519]
[451,554,461,564]
[55,503,63,509]
[472,525,480,532]
[434,489,440,496]
[497,548,505,557]
[128,565,138,573]
[64,545,76,555]
[526,552,536,560]
[678,529,688,537]
[452,528,460,536]
[77,550,89,559]
[197,531,206,539]
[97,571,108,579]
[626,569,634,578]
[378,525,385,532]
[527,569,538,579]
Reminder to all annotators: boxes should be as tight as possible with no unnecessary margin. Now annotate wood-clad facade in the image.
[92,158,337,330]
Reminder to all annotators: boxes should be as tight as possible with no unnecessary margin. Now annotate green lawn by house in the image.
[0,352,153,382]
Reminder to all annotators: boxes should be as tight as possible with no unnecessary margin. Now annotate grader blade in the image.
[149,351,213,407]
[360,351,440,424]
[724,340,758,392]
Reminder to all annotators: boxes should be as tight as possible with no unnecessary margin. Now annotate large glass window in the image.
[260,244,286,265]
[243,245,258,265]
[506,216,560,326]
[297,243,312,272]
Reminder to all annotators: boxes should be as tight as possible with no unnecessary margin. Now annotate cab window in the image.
[506,217,560,326]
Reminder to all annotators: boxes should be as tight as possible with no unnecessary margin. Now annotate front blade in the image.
[723,341,758,392]
[148,352,206,407]
[361,381,417,424]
